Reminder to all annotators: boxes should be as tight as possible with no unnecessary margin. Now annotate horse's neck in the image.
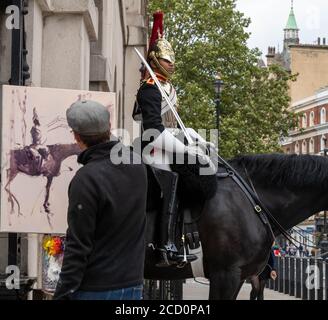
[258,185,328,230]
[52,144,79,161]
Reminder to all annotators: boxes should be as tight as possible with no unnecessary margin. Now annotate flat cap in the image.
[66,100,110,136]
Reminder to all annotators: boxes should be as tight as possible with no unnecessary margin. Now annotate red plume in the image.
[148,11,164,55]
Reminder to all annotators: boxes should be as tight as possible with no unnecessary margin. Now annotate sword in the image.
[134,47,193,145]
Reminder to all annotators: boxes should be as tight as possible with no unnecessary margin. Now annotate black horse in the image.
[144,153,328,299]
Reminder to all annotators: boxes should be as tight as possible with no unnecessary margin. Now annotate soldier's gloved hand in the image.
[185,143,209,162]
[191,139,217,156]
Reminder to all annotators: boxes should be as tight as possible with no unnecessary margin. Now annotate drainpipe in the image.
[119,0,127,139]
[8,0,32,299]
[9,0,30,268]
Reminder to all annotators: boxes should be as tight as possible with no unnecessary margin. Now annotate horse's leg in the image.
[43,176,53,215]
[249,276,260,300]
[232,280,244,300]
[10,193,23,217]
[4,170,20,216]
[209,269,241,300]
[5,180,15,215]
[257,279,266,300]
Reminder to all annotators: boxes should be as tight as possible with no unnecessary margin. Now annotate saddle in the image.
[16,146,49,176]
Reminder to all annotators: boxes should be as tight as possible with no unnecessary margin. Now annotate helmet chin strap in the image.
[149,51,172,79]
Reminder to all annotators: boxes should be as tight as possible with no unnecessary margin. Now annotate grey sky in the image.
[236,0,328,59]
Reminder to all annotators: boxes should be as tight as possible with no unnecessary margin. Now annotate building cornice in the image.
[39,0,99,41]
[291,89,328,112]
[37,0,54,11]
[282,123,328,145]
[289,44,328,50]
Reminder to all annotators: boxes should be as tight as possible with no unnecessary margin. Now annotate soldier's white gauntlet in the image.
[149,129,187,154]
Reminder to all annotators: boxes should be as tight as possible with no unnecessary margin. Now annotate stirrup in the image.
[155,247,198,268]
[155,249,172,267]
[169,252,198,264]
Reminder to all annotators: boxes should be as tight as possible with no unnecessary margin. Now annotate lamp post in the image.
[214,74,224,151]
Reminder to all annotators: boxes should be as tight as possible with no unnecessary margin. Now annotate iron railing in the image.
[267,256,328,300]
[144,280,184,300]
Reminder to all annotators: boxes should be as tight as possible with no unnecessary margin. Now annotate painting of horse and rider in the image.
[0,85,115,234]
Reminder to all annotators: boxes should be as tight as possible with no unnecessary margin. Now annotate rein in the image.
[242,164,299,247]
[215,155,275,243]
[242,164,328,256]
[215,153,309,249]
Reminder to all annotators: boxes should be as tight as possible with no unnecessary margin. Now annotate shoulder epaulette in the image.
[146,78,155,85]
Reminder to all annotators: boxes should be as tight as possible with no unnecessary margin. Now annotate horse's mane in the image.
[230,153,328,189]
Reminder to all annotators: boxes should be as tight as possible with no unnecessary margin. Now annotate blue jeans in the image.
[71,285,143,300]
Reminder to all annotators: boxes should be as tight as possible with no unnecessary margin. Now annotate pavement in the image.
[183,278,301,300]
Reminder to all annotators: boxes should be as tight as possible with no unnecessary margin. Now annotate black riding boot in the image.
[154,169,197,267]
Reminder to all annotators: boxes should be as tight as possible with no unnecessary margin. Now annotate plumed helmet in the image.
[147,11,175,78]
[149,38,175,64]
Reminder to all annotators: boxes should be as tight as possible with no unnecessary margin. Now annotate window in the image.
[302,113,307,128]
[310,111,315,127]
[302,140,307,154]
[321,135,327,151]
[309,138,314,154]
[321,108,326,124]
[295,142,300,155]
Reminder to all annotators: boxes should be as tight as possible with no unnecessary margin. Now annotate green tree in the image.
[148,0,297,158]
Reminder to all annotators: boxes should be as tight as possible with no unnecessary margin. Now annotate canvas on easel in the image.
[0,85,116,234]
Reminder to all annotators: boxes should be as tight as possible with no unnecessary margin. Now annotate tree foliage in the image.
[148,0,297,158]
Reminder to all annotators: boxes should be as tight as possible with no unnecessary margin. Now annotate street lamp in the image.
[213,74,224,150]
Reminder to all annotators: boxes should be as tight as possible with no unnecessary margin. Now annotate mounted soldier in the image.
[133,11,217,267]
[19,108,50,175]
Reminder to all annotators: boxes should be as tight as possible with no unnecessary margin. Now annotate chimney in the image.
[318,37,321,45]
[323,38,326,45]
[267,47,274,56]
[266,47,276,66]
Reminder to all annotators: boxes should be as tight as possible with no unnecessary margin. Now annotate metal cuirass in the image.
[161,82,178,128]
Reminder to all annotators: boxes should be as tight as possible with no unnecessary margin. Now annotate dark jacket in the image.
[54,140,147,299]
[136,81,165,133]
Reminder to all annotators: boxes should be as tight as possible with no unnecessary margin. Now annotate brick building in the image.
[282,88,328,156]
